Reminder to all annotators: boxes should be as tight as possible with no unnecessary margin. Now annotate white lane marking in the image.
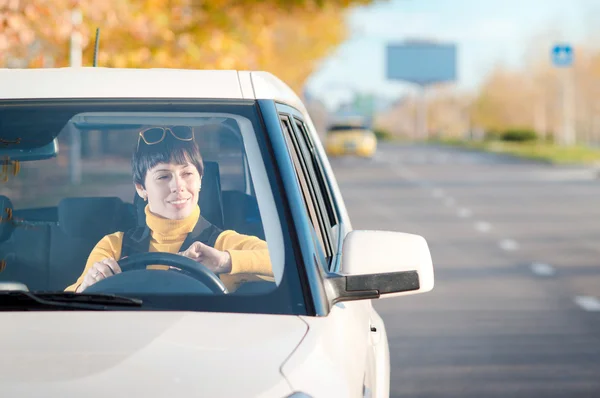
[475,221,491,232]
[499,239,519,251]
[458,208,472,218]
[444,197,455,207]
[574,296,600,312]
[530,262,555,276]
[432,188,445,198]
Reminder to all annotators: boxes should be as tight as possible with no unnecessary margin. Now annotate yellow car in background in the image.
[325,122,377,158]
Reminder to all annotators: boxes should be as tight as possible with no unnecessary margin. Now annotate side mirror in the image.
[326,230,435,304]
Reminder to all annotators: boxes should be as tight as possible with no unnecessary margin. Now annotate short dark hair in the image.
[132,133,204,188]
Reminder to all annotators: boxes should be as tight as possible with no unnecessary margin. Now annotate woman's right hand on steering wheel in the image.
[76,258,122,292]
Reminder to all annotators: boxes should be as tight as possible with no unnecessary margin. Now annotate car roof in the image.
[0,67,308,113]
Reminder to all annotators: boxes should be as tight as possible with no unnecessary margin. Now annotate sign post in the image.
[386,40,457,140]
[551,43,575,146]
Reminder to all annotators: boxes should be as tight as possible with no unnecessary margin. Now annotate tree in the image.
[0,0,381,93]
[470,66,537,133]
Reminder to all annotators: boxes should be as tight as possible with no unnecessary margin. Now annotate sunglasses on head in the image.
[137,126,194,150]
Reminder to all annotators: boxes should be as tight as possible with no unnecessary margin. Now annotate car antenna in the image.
[93,28,100,67]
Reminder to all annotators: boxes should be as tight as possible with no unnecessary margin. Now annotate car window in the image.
[327,124,369,133]
[201,121,248,193]
[292,118,338,230]
[0,99,307,315]
[279,114,333,266]
[289,118,338,258]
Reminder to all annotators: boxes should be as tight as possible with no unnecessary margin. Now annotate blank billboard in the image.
[386,42,457,85]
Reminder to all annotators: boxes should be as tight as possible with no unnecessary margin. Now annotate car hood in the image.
[0,311,308,398]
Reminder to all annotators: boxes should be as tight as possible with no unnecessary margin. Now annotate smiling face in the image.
[132,129,204,220]
[136,161,201,220]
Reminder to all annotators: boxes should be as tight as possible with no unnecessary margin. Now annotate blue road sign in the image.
[552,44,573,67]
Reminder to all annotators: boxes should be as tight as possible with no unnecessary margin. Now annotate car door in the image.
[296,117,391,398]
[277,105,383,397]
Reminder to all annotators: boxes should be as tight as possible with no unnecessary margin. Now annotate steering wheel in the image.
[87,252,229,294]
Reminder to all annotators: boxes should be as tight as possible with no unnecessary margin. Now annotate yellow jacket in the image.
[65,204,273,292]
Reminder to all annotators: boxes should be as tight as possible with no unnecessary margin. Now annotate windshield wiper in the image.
[0,291,143,311]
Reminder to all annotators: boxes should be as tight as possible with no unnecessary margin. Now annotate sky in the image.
[305,0,600,110]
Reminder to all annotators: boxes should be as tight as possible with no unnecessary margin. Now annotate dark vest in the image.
[120,215,223,258]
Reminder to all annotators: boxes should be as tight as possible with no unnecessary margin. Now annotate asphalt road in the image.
[329,142,600,398]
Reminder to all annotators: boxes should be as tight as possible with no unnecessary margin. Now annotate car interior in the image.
[0,120,271,294]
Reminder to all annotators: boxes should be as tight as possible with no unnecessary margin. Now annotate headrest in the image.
[133,161,224,229]
[0,195,14,242]
[200,161,224,228]
[58,197,127,238]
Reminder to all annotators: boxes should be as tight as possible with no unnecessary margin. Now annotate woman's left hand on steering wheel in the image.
[178,241,232,274]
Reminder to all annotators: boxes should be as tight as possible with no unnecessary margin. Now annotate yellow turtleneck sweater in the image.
[64,204,273,292]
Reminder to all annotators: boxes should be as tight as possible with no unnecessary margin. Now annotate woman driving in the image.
[65,125,273,293]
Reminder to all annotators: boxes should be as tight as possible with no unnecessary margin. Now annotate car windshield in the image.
[0,99,307,315]
[328,124,368,133]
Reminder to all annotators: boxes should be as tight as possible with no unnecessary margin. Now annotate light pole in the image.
[70,7,82,68]
[415,84,428,140]
[69,3,83,184]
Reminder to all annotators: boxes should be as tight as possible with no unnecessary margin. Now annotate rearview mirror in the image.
[326,230,435,304]
[0,139,58,161]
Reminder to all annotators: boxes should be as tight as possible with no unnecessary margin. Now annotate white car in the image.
[0,68,435,398]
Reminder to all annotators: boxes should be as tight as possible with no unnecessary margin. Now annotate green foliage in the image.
[500,128,538,142]
[373,128,393,141]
